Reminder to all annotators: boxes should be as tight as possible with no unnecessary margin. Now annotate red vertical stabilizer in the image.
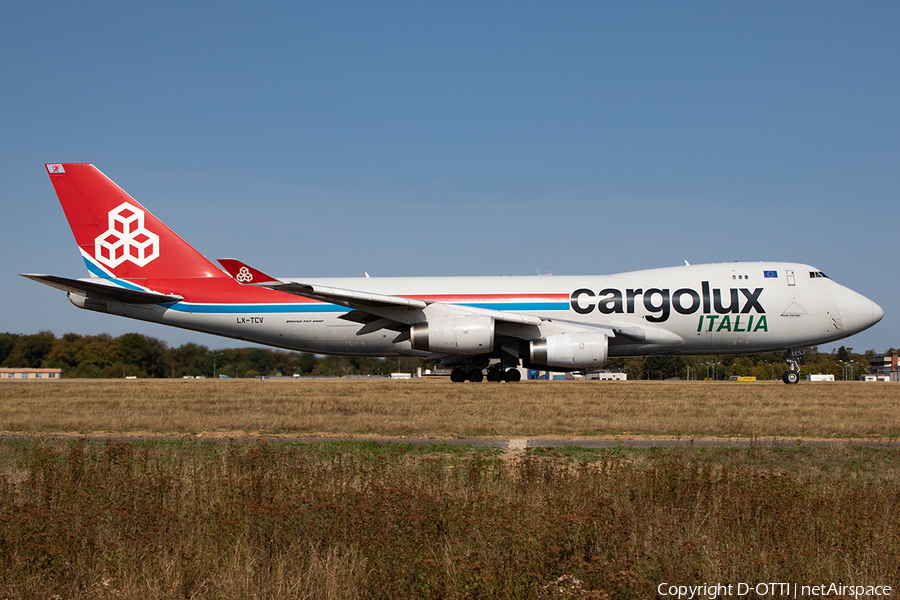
[45,163,226,282]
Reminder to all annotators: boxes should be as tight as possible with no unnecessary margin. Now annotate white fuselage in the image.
[85,261,882,359]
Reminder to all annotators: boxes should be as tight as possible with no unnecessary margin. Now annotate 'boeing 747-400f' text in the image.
[24,164,883,383]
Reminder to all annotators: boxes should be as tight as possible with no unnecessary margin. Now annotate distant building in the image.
[860,375,892,382]
[585,370,627,381]
[866,353,899,382]
[806,374,835,382]
[0,368,63,380]
[526,370,627,381]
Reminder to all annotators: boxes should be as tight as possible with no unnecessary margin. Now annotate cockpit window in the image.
[809,271,830,279]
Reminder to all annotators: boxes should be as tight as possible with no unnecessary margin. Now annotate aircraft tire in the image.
[468,370,484,383]
[486,369,503,383]
[504,368,522,382]
[782,370,800,385]
[450,368,467,383]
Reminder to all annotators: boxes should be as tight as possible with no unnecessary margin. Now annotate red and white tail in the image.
[45,163,226,282]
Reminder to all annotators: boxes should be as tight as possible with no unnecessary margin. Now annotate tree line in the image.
[0,331,427,379]
[607,345,881,381]
[0,331,888,380]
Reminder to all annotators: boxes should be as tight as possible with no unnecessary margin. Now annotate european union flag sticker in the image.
[763,270,778,278]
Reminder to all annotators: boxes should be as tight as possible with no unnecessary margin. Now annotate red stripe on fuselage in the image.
[141,280,570,307]
[415,293,569,302]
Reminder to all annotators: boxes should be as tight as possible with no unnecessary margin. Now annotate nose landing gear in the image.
[783,351,803,384]
[782,369,800,384]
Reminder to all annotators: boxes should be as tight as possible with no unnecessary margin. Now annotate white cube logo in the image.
[94,202,159,268]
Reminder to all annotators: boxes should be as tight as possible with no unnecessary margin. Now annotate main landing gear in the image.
[450,366,521,383]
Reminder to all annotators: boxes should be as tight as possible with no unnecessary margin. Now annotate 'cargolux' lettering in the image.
[643,288,669,323]
[740,287,764,313]
[571,282,765,325]
[570,288,595,314]
[597,288,623,314]
[713,288,739,313]
[672,288,701,314]
[626,288,642,314]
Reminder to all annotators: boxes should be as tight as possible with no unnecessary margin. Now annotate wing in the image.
[217,259,654,370]
[217,258,544,327]
[21,274,183,304]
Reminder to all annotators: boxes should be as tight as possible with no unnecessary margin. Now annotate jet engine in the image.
[410,315,495,354]
[68,292,110,314]
[529,332,608,369]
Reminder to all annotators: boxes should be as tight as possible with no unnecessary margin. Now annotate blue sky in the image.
[1,2,897,353]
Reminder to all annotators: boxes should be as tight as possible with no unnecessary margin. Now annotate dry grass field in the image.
[1,378,898,439]
[2,379,899,598]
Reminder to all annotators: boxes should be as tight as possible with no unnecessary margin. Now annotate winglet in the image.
[217,258,280,285]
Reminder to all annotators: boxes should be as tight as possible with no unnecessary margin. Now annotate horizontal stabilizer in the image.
[20,274,183,304]
[216,258,280,285]
[217,258,429,310]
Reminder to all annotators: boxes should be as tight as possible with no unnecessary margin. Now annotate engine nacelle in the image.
[68,292,109,314]
[529,332,609,369]
[410,315,495,355]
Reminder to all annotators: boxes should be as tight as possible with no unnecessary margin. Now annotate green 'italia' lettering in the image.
[697,314,768,333]
[753,315,768,332]
[716,315,732,332]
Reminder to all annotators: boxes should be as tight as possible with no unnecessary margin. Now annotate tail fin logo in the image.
[235,267,254,283]
[94,202,160,268]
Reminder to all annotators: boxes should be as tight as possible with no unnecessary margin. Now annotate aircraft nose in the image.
[831,284,884,336]
[873,300,885,324]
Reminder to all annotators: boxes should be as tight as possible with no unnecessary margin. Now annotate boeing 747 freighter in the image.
[24,164,883,383]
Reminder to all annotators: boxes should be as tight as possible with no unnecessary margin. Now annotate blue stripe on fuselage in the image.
[161,303,348,314]
[466,302,568,312]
